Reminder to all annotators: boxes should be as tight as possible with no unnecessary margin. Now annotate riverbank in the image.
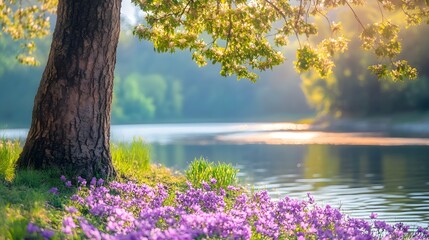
[2,140,429,239]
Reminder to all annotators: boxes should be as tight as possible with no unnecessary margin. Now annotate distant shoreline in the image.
[310,113,429,137]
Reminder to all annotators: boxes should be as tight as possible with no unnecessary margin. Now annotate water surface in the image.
[2,122,429,227]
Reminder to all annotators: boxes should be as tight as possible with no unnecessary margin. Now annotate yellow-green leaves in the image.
[2,0,429,81]
[295,37,349,78]
[369,60,417,81]
[360,20,417,81]
[133,0,290,81]
[0,0,56,65]
[360,21,400,58]
[132,0,427,81]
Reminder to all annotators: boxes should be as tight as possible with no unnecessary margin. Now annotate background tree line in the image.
[0,32,311,128]
[2,26,429,128]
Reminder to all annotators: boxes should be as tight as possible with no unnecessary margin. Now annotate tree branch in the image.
[264,0,302,47]
[344,0,366,30]
[377,0,385,21]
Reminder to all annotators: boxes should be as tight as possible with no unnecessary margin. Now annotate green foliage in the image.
[112,72,183,123]
[0,0,56,65]
[360,21,418,81]
[0,139,21,181]
[111,138,151,180]
[301,71,337,114]
[112,74,156,122]
[185,157,239,189]
[302,16,429,117]
[132,0,429,81]
[2,0,429,80]
[133,0,288,81]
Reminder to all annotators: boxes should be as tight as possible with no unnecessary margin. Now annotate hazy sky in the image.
[121,0,139,25]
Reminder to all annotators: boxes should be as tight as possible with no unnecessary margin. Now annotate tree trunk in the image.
[16,0,121,179]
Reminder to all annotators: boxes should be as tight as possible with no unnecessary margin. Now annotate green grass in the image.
[0,141,75,238]
[185,157,239,189]
[111,138,151,179]
[111,138,185,187]
[0,139,243,238]
[0,139,21,181]
[0,169,71,239]
[0,139,185,239]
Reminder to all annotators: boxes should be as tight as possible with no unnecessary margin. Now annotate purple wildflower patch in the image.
[28,177,429,239]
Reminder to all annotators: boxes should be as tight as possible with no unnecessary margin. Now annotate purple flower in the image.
[77,176,87,186]
[227,185,240,191]
[210,178,217,185]
[77,176,83,182]
[27,222,40,233]
[40,229,55,239]
[370,212,378,219]
[97,178,104,186]
[62,226,73,235]
[79,218,102,239]
[65,181,72,188]
[65,206,78,214]
[48,187,58,195]
[90,177,97,186]
[202,181,211,191]
[60,175,67,182]
[374,220,387,230]
[62,216,77,235]
[63,216,77,228]
[46,175,418,239]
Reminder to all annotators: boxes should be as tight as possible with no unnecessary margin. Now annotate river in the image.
[2,122,429,227]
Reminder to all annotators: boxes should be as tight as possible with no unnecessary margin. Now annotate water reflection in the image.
[218,131,429,145]
[151,143,429,227]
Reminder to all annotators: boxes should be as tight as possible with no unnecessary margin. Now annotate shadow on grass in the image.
[0,169,77,239]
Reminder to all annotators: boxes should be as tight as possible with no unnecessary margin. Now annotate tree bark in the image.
[16,0,121,179]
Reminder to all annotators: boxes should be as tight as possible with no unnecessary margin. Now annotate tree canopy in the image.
[1,0,428,81]
[301,6,429,117]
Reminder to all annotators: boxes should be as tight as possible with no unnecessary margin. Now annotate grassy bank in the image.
[1,139,428,239]
[0,140,240,239]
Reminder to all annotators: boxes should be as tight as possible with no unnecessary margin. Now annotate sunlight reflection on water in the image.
[217,131,429,146]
